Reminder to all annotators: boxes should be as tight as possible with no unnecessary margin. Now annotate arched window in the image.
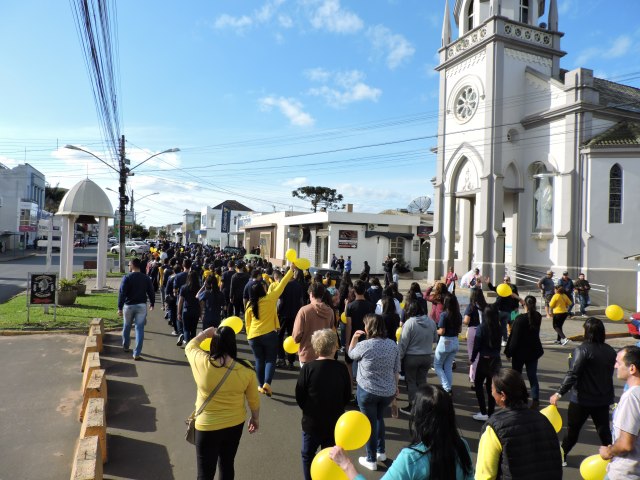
[530,162,553,232]
[467,0,475,32]
[520,0,529,24]
[609,164,622,223]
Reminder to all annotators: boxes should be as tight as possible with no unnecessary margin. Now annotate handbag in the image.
[185,360,236,444]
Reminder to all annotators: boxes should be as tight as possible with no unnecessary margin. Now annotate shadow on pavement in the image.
[107,379,156,432]
[101,358,138,378]
[104,434,175,480]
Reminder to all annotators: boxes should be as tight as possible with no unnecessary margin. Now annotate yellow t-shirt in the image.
[185,339,259,431]
[475,425,502,480]
[549,293,571,314]
[245,268,293,339]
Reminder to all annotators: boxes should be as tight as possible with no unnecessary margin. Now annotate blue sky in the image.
[1,0,639,227]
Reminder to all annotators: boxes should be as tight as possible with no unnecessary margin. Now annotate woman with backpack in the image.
[504,295,544,409]
[178,270,202,345]
[198,274,225,330]
[470,305,502,421]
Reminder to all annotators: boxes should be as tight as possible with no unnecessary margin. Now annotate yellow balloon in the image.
[496,283,512,297]
[283,336,300,354]
[579,454,610,480]
[540,405,562,433]
[400,302,405,309]
[396,327,403,342]
[294,257,311,270]
[340,312,347,324]
[220,316,243,334]
[285,248,297,262]
[334,411,371,451]
[605,304,624,321]
[310,447,348,480]
[200,338,211,351]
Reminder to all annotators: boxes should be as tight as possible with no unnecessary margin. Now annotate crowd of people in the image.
[116,242,638,479]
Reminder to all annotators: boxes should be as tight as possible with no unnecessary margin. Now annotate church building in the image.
[427,0,640,308]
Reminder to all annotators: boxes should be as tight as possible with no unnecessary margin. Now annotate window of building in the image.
[389,237,405,261]
[519,0,529,23]
[467,0,475,31]
[454,86,478,123]
[609,164,622,223]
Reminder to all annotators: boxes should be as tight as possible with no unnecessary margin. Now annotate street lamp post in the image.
[65,140,179,272]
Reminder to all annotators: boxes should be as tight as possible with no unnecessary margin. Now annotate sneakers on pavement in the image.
[561,338,571,346]
[472,412,489,421]
[501,340,507,347]
[262,383,273,397]
[398,404,412,416]
[376,453,387,462]
[133,355,143,361]
[358,457,377,471]
[123,346,131,353]
[176,334,184,346]
[170,330,178,336]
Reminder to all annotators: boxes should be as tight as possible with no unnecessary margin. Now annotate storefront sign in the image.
[338,230,358,249]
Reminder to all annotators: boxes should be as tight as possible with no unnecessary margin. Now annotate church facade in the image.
[428,0,640,308]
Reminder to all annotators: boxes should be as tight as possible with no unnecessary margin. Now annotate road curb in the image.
[0,327,121,336]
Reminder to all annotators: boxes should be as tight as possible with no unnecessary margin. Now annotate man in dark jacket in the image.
[277,269,304,369]
[486,275,523,347]
[117,257,155,360]
[230,261,250,318]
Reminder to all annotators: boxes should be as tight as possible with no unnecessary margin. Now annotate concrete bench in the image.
[90,318,104,336]
[80,398,107,464]
[70,435,103,480]
[89,326,103,353]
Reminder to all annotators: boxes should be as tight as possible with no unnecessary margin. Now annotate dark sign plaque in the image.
[29,273,57,305]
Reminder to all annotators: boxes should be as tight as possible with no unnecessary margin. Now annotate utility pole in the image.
[118,135,128,273]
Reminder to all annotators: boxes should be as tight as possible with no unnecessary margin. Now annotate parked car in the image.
[110,241,150,255]
[223,246,244,257]
[87,236,98,245]
[308,266,342,285]
[108,236,117,243]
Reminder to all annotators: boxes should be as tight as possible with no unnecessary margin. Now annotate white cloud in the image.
[259,96,315,126]
[282,176,308,187]
[256,0,286,23]
[307,69,381,107]
[558,0,575,16]
[278,14,293,28]
[0,155,19,169]
[606,35,632,58]
[213,14,253,31]
[574,35,632,66]
[367,25,415,69]
[307,0,363,34]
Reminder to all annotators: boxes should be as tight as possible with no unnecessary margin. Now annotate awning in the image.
[364,231,414,240]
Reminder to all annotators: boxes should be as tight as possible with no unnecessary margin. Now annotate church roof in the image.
[593,78,640,114]
[211,200,253,211]
[584,121,640,147]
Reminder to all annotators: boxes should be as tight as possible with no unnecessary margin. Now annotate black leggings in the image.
[474,356,501,416]
[561,402,611,456]
[195,423,244,480]
[553,313,568,341]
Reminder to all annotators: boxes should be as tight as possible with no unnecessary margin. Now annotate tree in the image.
[291,186,345,213]
[45,184,68,213]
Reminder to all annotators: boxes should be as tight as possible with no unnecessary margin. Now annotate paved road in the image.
[0,247,101,303]
[0,291,630,480]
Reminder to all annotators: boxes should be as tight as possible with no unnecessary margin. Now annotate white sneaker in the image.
[501,340,507,347]
[472,412,489,421]
[376,453,387,462]
[358,457,377,471]
[561,338,570,346]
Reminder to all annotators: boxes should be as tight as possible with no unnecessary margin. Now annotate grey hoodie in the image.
[398,314,436,357]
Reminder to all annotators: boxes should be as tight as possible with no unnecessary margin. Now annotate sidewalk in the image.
[0,250,36,262]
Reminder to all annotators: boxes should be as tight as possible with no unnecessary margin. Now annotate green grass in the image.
[77,269,125,279]
[0,292,121,331]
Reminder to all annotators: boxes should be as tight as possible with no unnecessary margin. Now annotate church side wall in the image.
[584,154,640,308]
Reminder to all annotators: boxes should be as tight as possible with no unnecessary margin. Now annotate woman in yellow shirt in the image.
[245,265,295,396]
[549,285,572,345]
[186,326,260,480]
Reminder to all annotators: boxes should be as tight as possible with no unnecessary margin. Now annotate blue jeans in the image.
[301,431,334,480]
[122,303,147,357]
[248,330,278,386]
[576,294,589,315]
[356,385,394,462]
[434,336,459,392]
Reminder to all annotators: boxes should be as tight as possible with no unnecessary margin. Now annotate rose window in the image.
[455,86,478,122]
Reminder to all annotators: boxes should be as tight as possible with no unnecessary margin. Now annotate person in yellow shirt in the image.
[185,326,259,480]
[245,264,295,396]
[475,369,562,479]
[549,285,572,345]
